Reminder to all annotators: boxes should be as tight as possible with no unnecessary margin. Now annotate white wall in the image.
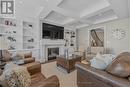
[77,18,130,54]
[77,28,88,50]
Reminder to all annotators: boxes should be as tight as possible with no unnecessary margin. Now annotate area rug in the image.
[41,61,77,87]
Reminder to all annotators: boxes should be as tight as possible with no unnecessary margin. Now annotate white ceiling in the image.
[15,0,47,18]
[58,0,109,14]
[15,0,129,29]
[44,11,74,25]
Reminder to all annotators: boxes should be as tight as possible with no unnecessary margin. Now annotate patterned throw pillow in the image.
[13,67,31,87]
[4,66,31,87]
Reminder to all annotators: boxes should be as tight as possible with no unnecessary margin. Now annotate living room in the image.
[0,0,130,87]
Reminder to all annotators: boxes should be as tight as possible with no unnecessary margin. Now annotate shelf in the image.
[0,33,6,35]
[8,48,40,52]
[23,35,35,37]
[23,21,36,49]
[23,27,33,30]
[0,33,16,36]
[0,24,16,28]
[0,18,19,50]
[23,42,36,44]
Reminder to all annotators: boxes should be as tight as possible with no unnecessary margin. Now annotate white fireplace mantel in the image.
[42,39,65,45]
[40,39,65,63]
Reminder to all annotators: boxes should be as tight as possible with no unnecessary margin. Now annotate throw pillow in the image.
[90,54,116,70]
[13,67,31,87]
[90,58,107,70]
[102,54,116,66]
[106,52,130,77]
[96,52,102,59]
[3,66,31,87]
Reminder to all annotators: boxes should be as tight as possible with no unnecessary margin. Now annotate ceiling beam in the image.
[81,6,111,18]
[38,0,129,29]
[53,7,80,18]
[63,6,112,26]
[39,0,63,19]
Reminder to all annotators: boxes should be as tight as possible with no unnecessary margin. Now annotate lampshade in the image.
[0,35,8,50]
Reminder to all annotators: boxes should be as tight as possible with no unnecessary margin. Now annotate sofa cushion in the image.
[24,52,32,58]
[106,52,130,77]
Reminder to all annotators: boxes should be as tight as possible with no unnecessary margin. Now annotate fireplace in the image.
[48,47,59,61]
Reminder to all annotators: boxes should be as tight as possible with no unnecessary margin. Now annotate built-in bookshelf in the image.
[23,21,36,49]
[0,18,18,50]
[64,30,76,47]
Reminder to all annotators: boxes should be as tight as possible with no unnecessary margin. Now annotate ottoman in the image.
[22,62,41,75]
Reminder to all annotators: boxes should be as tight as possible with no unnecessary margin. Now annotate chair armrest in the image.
[40,75,60,87]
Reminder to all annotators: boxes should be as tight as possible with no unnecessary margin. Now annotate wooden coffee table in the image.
[56,55,82,73]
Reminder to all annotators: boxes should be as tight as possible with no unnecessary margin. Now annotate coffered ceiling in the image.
[15,0,129,29]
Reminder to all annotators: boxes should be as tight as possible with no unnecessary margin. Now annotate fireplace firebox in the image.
[48,47,59,61]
